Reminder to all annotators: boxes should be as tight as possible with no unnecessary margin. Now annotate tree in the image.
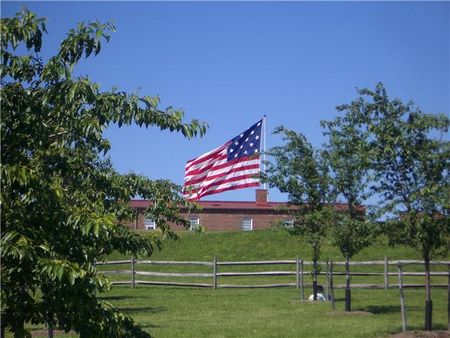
[264,126,334,300]
[321,114,375,311]
[1,9,207,337]
[336,83,449,329]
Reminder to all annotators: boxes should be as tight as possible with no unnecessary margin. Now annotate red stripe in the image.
[184,172,259,195]
[185,154,260,177]
[196,173,260,193]
[197,182,260,200]
[185,143,228,168]
[184,163,260,186]
[185,154,228,176]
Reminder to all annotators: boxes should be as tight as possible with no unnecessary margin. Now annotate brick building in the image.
[128,189,359,232]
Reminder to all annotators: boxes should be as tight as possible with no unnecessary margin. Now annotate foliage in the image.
[336,83,449,261]
[333,82,449,326]
[264,126,335,262]
[321,108,375,260]
[263,126,335,299]
[1,9,207,337]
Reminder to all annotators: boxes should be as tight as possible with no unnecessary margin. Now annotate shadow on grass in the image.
[98,295,144,301]
[405,323,449,331]
[119,306,167,315]
[356,305,400,314]
[140,323,160,330]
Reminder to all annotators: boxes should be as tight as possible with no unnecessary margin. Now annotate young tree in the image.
[1,10,207,337]
[322,114,374,311]
[264,126,334,300]
[337,83,449,329]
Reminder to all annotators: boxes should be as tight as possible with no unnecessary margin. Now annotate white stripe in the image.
[199,167,260,188]
[198,177,260,196]
[183,166,260,199]
[185,144,227,169]
[184,158,260,184]
[185,156,228,178]
[190,168,260,198]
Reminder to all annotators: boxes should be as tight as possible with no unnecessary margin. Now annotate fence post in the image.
[330,260,336,311]
[296,257,300,289]
[300,259,304,301]
[48,324,54,338]
[131,256,136,288]
[93,260,97,296]
[345,256,351,312]
[326,260,330,301]
[213,257,217,290]
[384,256,389,290]
[447,263,450,330]
[398,263,407,331]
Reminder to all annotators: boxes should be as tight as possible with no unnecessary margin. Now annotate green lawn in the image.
[7,229,449,337]
[100,285,448,338]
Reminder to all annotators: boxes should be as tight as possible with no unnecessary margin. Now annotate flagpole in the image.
[262,114,267,192]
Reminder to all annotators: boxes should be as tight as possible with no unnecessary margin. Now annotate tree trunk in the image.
[345,255,351,312]
[13,321,26,338]
[47,315,54,338]
[424,255,432,330]
[313,258,318,301]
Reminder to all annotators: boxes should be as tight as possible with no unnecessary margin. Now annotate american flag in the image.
[183,119,263,201]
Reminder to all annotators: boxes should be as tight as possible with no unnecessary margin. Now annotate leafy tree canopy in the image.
[336,83,449,260]
[1,9,207,337]
[321,105,375,261]
[333,82,449,327]
[264,126,334,261]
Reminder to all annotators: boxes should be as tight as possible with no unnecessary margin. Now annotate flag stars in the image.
[226,119,262,161]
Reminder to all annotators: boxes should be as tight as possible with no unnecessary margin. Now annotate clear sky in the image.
[3,1,449,202]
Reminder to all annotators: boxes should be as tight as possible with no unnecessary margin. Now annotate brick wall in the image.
[176,209,292,231]
[124,189,361,232]
[126,207,292,232]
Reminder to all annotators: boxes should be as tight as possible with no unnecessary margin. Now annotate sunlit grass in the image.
[8,229,448,337]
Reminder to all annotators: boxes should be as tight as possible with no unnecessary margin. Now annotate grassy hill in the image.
[105,228,446,288]
[124,228,433,262]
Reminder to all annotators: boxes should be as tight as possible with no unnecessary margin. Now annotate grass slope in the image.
[114,228,425,262]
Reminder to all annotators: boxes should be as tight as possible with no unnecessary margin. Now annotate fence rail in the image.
[95,258,450,290]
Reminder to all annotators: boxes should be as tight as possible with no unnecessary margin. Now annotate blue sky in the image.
[3,1,449,202]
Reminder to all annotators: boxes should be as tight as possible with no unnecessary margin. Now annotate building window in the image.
[189,217,200,231]
[242,217,253,231]
[144,218,156,230]
[284,219,294,228]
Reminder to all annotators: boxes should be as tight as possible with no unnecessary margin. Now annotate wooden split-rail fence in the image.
[96,257,450,293]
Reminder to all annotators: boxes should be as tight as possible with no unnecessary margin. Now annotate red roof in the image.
[129,199,362,212]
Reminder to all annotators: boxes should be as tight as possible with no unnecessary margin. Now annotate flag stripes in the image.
[183,119,263,201]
